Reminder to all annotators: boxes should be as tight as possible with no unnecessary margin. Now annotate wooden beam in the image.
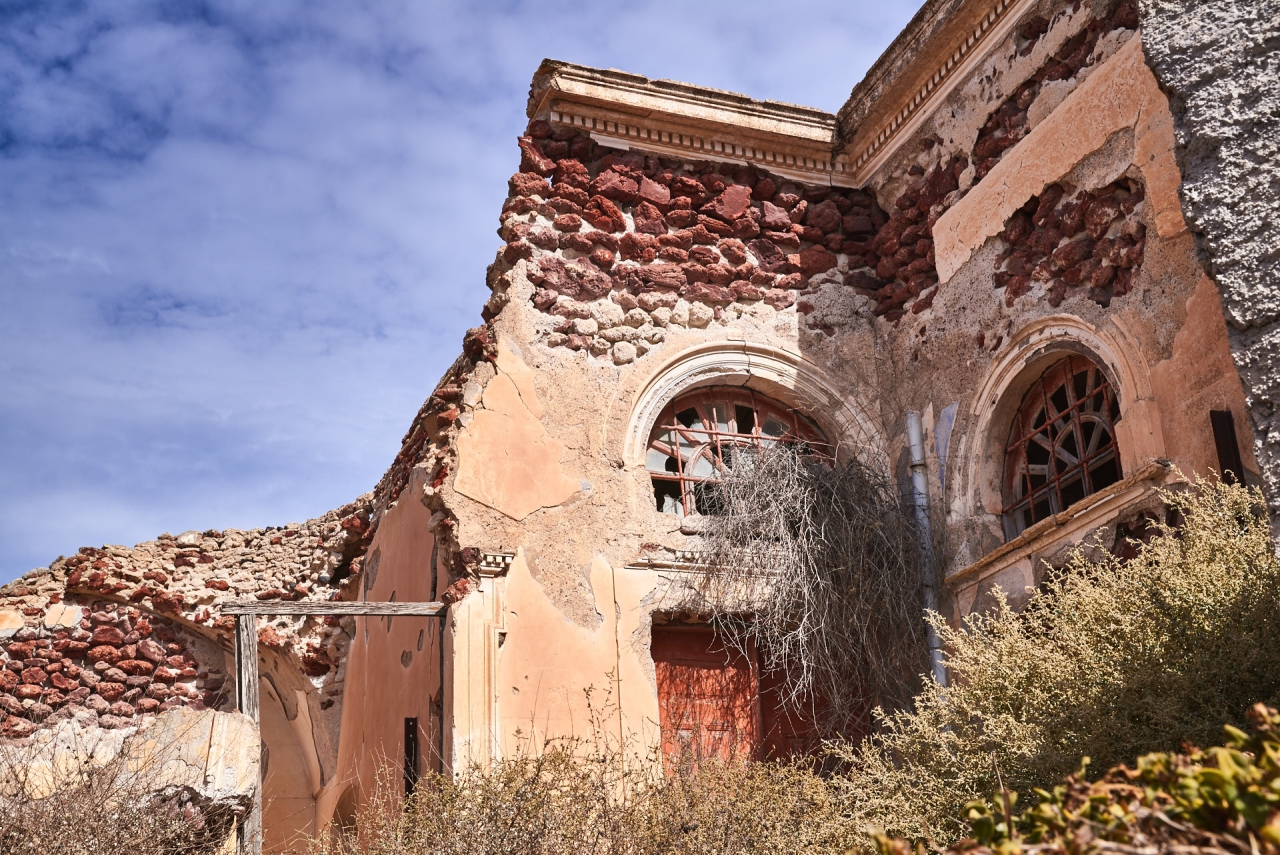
[234,614,261,855]
[221,600,447,616]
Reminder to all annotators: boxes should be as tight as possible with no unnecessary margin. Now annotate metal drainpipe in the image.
[907,411,948,688]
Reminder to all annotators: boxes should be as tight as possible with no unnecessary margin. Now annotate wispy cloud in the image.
[0,0,923,581]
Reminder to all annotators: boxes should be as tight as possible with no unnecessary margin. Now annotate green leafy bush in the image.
[829,478,1280,844]
[875,703,1280,855]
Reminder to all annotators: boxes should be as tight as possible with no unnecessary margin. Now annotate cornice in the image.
[528,60,857,188]
[836,0,1033,185]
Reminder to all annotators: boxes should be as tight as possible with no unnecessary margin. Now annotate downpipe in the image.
[906,411,948,688]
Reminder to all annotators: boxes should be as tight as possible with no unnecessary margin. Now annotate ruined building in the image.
[1,0,1276,850]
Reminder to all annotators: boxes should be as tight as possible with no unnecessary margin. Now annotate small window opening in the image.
[1002,355,1123,539]
[404,717,420,796]
[1210,409,1245,485]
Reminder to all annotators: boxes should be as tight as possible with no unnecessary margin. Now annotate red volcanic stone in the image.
[705,263,734,285]
[0,695,23,715]
[699,172,727,195]
[109,701,135,717]
[752,177,777,202]
[50,673,79,692]
[1052,237,1095,269]
[509,172,549,198]
[700,184,753,222]
[526,228,559,251]
[117,659,154,676]
[589,248,615,270]
[732,282,765,301]
[746,239,792,274]
[87,645,121,664]
[658,230,693,250]
[136,698,161,713]
[545,197,582,216]
[20,668,47,685]
[560,233,593,253]
[1084,196,1123,239]
[632,263,687,292]
[633,201,667,236]
[584,196,626,233]
[666,209,698,228]
[552,184,590,208]
[589,169,638,204]
[696,216,733,238]
[669,175,705,203]
[683,282,734,305]
[763,289,797,310]
[689,246,719,266]
[6,642,34,659]
[138,639,167,663]
[502,241,532,264]
[732,216,761,239]
[203,579,228,591]
[153,667,178,684]
[795,245,837,277]
[15,684,43,699]
[553,213,582,232]
[553,158,590,190]
[686,224,719,245]
[805,200,843,234]
[146,683,171,699]
[843,214,875,236]
[64,641,90,656]
[618,232,658,263]
[517,136,556,176]
[96,682,126,702]
[638,177,671,208]
[0,671,15,692]
[717,239,749,265]
[658,247,688,263]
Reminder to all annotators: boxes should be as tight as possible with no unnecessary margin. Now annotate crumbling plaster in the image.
[1137,0,1280,529]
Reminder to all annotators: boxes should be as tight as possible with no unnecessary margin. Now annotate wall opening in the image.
[645,386,829,517]
[1002,354,1123,539]
[403,717,420,796]
[650,622,823,769]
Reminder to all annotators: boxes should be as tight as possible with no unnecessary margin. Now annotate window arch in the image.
[1002,355,1123,538]
[647,386,829,517]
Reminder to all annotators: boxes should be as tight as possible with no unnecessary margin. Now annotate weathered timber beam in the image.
[221,601,446,616]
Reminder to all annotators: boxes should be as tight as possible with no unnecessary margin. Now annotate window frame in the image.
[645,386,830,517]
[1001,354,1123,538]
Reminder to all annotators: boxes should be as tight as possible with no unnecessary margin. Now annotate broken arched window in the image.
[1002,354,1123,539]
[646,386,830,517]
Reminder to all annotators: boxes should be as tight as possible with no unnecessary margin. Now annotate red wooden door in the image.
[652,626,759,768]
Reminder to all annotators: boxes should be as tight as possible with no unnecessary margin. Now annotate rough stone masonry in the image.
[1139,0,1280,527]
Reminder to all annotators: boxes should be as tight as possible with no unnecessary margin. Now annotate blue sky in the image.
[0,0,923,583]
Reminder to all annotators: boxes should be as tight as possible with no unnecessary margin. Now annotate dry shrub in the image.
[306,737,849,855]
[686,442,929,737]
[0,718,243,854]
[828,477,1280,845]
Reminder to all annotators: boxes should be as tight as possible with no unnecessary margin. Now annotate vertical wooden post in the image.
[235,614,262,855]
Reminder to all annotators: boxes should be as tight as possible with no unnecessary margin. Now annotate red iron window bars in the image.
[647,387,830,517]
[1002,355,1123,539]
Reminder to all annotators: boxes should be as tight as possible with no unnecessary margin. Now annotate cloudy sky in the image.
[0,0,923,583]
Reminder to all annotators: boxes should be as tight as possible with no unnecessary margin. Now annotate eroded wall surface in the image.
[1137,0,1280,527]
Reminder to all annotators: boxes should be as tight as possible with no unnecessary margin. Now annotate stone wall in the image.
[1137,0,1280,527]
[0,496,377,737]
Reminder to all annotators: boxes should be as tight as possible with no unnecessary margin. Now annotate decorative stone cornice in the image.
[836,0,1033,184]
[477,552,514,577]
[527,60,857,188]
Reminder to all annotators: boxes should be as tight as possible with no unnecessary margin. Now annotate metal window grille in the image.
[646,386,830,517]
[1002,355,1123,539]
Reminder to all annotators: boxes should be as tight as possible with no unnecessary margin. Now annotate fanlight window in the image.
[1002,355,1123,538]
[646,387,829,517]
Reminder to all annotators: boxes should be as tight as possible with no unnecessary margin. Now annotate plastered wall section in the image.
[322,466,441,829]
[924,33,1257,612]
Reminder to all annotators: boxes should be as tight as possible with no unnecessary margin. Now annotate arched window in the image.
[647,387,829,516]
[1003,355,1123,538]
